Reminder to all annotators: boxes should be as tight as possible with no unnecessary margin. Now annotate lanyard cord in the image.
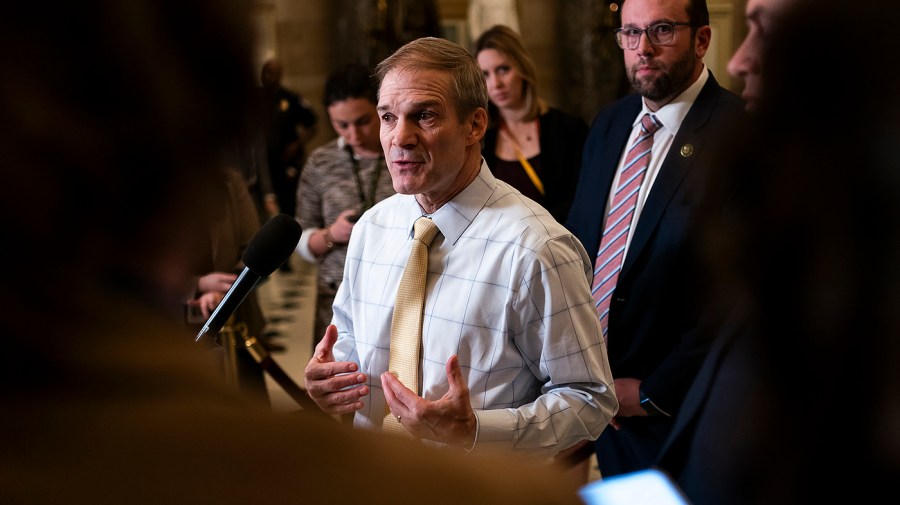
[345,145,383,213]
[499,120,544,195]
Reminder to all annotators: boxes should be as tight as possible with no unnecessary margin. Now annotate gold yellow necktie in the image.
[383,216,440,434]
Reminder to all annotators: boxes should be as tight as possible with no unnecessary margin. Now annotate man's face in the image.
[727,0,788,112]
[377,68,481,205]
[620,0,709,109]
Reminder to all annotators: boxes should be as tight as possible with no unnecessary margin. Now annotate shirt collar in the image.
[638,65,709,134]
[397,159,496,246]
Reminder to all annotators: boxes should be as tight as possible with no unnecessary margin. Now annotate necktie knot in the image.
[640,114,662,136]
[413,217,439,247]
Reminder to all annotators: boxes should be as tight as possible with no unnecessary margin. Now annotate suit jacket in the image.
[566,72,747,474]
[482,107,588,223]
[655,306,770,505]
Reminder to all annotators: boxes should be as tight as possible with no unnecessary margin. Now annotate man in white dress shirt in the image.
[304,36,617,460]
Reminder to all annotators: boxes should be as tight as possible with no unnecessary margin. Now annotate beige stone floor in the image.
[255,251,317,413]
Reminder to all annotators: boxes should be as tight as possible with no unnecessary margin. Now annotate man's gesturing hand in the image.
[381,354,476,448]
[304,324,369,415]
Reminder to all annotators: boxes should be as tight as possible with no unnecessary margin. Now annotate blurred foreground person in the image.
[0,2,584,503]
[657,0,900,502]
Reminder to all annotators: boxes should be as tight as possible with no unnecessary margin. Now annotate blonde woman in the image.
[475,24,588,223]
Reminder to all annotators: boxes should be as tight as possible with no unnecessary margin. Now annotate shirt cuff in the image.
[465,408,518,454]
[464,411,481,453]
[296,227,317,263]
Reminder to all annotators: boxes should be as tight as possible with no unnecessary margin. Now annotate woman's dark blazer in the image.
[481,106,588,224]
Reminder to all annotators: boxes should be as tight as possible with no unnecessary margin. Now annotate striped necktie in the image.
[591,113,662,339]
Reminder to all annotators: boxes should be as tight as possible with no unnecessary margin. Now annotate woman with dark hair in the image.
[295,63,395,350]
[475,24,588,223]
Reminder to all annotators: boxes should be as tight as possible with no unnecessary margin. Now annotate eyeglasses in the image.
[614,22,694,50]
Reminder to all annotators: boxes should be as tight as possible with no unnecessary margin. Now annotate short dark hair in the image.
[686,0,710,28]
[322,62,377,108]
[621,0,709,27]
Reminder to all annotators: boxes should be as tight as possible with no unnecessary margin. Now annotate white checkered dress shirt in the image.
[332,162,616,458]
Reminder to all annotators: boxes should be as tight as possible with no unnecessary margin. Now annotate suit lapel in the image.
[620,77,721,279]
[658,310,741,460]
[580,97,642,257]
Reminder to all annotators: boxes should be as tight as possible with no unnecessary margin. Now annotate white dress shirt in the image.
[608,66,710,260]
[332,161,616,458]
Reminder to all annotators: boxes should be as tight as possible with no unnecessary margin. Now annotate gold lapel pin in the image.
[680,144,694,157]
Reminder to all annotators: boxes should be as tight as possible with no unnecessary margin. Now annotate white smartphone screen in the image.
[578,468,690,505]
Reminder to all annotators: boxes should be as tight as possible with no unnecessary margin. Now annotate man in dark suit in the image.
[653,1,802,503]
[257,57,318,225]
[565,0,747,477]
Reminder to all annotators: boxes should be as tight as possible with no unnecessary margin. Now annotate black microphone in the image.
[195,213,302,342]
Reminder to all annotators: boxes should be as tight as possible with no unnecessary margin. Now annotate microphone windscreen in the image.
[242,214,302,276]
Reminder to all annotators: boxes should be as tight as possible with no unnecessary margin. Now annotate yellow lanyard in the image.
[499,122,544,195]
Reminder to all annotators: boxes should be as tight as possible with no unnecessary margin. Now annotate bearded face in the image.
[627,35,698,103]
